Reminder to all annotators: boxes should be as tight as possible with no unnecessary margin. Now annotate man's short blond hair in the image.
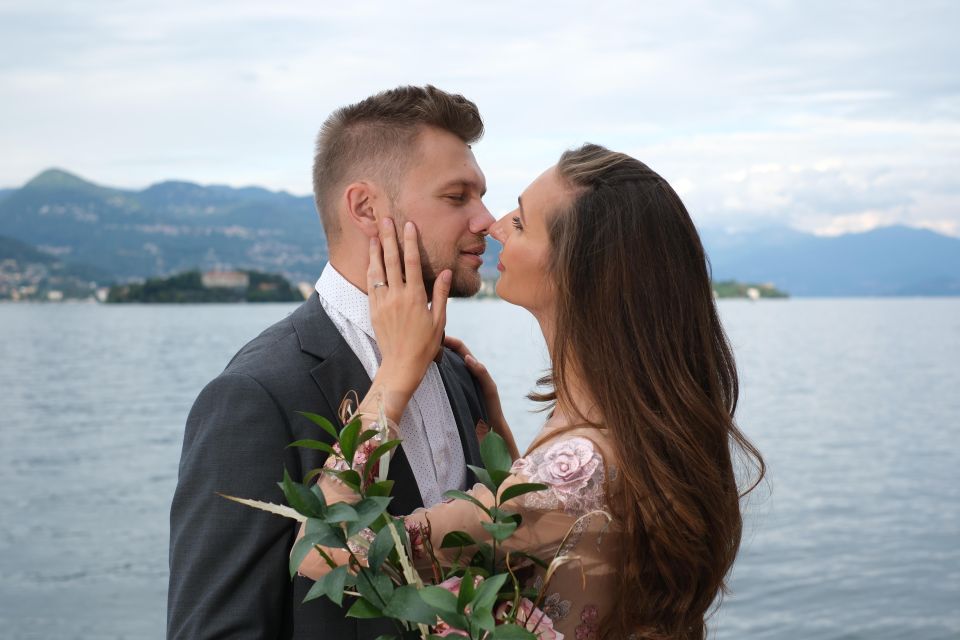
[312,85,484,242]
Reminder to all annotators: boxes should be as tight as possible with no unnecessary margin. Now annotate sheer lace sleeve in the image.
[295,435,610,579]
[403,436,608,569]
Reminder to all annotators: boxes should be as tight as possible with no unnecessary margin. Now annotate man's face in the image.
[387,127,494,297]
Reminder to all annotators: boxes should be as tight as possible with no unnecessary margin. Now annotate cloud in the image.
[1,0,958,235]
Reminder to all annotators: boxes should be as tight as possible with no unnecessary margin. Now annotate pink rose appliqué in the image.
[535,437,600,495]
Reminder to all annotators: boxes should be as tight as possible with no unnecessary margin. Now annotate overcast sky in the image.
[2,0,958,236]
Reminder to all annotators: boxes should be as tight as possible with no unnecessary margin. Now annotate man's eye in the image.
[445,194,466,203]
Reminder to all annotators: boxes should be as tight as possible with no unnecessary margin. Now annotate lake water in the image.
[0,298,958,639]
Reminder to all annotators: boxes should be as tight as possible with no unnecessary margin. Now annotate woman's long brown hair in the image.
[532,144,765,639]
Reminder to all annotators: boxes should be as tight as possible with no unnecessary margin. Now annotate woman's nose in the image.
[490,214,510,243]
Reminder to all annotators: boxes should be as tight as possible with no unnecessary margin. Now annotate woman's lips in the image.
[497,260,504,272]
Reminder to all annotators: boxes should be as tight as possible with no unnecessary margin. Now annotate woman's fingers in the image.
[402,221,425,294]
[378,218,404,287]
[367,237,386,305]
[443,335,474,361]
[431,270,452,332]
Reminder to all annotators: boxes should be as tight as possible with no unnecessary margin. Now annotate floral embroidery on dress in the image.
[533,575,572,624]
[510,437,606,518]
[574,604,599,640]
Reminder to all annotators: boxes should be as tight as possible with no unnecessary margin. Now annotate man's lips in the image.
[459,245,485,266]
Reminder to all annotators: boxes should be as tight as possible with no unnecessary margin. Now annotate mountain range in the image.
[2,169,958,296]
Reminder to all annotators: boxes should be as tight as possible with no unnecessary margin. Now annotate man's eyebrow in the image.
[517,196,527,224]
[438,179,486,196]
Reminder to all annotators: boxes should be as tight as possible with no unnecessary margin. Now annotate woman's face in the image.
[489,165,571,315]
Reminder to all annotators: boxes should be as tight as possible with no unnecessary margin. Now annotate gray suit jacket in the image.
[168,293,486,639]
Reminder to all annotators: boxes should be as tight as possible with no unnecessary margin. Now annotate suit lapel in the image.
[438,351,484,471]
[291,294,370,423]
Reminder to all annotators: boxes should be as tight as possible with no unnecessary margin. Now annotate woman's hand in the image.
[443,335,520,461]
[364,218,451,422]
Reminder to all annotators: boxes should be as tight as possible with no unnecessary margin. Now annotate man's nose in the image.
[470,201,496,236]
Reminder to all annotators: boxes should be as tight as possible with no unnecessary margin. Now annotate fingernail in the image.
[383,218,393,228]
[405,221,414,232]
[370,237,377,247]
[465,354,475,364]
[442,270,452,283]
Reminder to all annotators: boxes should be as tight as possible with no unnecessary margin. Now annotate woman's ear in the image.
[343,181,380,238]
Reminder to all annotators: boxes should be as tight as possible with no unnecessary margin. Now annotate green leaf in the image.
[287,439,337,456]
[346,496,393,537]
[363,440,401,480]
[372,636,397,640]
[323,502,359,524]
[358,428,381,445]
[472,604,496,632]
[339,419,363,466]
[305,517,348,548]
[420,587,470,634]
[500,482,548,505]
[303,467,325,484]
[490,624,537,639]
[383,585,440,625]
[279,468,325,517]
[326,469,362,492]
[365,479,395,498]
[471,572,508,611]
[302,564,349,606]
[297,411,339,440]
[457,568,475,613]
[355,568,394,608]
[441,490,490,516]
[480,432,513,475]
[490,469,511,487]
[481,521,518,542]
[440,530,478,549]
[419,585,459,614]
[345,597,383,619]
[468,542,494,569]
[309,484,329,511]
[288,534,318,579]
[367,520,399,571]
[467,464,496,492]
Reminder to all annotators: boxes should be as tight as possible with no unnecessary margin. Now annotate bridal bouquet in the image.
[224,407,568,640]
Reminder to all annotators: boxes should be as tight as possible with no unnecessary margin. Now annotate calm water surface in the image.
[0,299,957,639]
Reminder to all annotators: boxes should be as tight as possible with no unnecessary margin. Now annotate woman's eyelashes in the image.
[511,215,523,231]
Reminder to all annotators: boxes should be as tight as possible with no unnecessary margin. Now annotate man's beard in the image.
[390,208,483,298]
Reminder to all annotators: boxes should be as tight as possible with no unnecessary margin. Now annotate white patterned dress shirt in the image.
[315,263,467,507]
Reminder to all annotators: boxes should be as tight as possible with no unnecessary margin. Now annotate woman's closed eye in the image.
[511,215,523,231]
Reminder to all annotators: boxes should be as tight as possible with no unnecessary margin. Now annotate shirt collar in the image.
[315,263,375,340]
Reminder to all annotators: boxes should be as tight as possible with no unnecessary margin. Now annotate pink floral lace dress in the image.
[310,427,620,640]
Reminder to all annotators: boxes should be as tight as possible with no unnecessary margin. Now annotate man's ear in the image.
[343,181,381,238]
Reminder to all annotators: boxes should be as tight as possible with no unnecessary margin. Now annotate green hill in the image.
[0,234,109,300]
[0,169,325,284]
[106,269,305,303]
